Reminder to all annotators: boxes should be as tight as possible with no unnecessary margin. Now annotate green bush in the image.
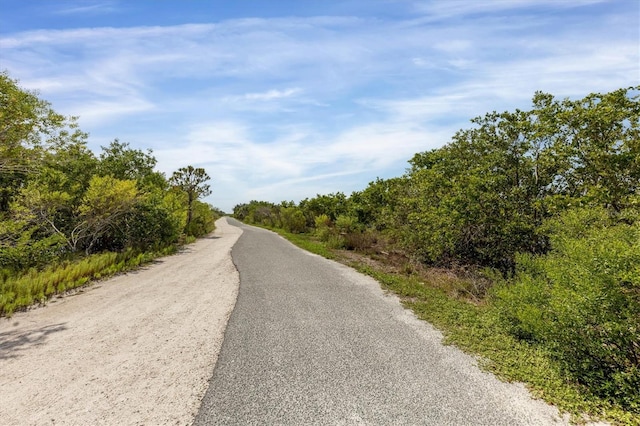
[124,200,182,249]
[280,207,306,233]
[314,214,333,241]
[326,234,345,249]
[493,207,640,410]
[335,214,359,234]
[0,234,66,271]
[185,200,217,237]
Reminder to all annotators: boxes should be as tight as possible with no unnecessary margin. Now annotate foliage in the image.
[0,245,176,317]
[314,214,333,241]
[169,165,212,233]
[299,192,349,224]
[391,86,639,272]
[493,207,640,411]
[1,71,76,211]
[184,200,218,237]
[98,139,166,190]
[78,175,140,253]
[280,206,307,233]
[233,200,280,227]
[0,71,221,311]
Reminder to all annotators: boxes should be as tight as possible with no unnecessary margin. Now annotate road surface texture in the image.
[195,219,568,425]
[0,217,242,426]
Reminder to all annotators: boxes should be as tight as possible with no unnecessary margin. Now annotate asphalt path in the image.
[194,219,566,425]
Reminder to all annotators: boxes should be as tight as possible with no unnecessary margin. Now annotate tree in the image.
[0,71,82,211]
[78,175,139,253]
[553,87,640,211]
[169,166,212,231]
[392,86,639,273]
[97,139,166,189]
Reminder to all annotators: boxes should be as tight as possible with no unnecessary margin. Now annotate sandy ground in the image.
[0,217,242,426]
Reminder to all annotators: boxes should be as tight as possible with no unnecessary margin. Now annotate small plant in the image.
[343,230,376,251]
[335,215,359,234]
[280,207,307,233]
[326,235,345,249]
[0,246,177,317]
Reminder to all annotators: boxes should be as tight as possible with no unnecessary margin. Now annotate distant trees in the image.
[0,71,218,274]
[234,86,639,273]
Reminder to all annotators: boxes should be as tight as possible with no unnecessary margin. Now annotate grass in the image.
[0,245,177,317]
[0,217,224,318]
[268,227,337,260]
[263,225,638,425]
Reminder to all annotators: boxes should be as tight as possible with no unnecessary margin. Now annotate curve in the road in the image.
[194,219,566,425]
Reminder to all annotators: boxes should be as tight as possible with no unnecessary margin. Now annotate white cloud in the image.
[150,117,450,210]
[53,1,119,15]
[242,88,302,101]
[0,2,636,211]
[411,0,607,19]
[75,98,156,126]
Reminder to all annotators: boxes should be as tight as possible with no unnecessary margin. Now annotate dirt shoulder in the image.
[0,217,242,426]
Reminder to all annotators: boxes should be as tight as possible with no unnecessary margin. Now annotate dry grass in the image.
[336,247,493,305]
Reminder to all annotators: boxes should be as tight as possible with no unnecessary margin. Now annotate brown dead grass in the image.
[333,244,493,306]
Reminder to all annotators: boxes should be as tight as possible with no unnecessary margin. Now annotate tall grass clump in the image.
[0,248,169,317]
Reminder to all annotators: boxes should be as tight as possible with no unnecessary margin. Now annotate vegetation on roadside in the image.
[0,71,222,316]
[235,86,640,424]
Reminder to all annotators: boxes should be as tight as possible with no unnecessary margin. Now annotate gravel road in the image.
[195,219,569,425]
[0,217,242,426]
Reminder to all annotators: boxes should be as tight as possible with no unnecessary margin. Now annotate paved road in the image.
[195,219,566,425]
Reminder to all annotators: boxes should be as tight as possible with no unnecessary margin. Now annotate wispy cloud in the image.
[0,0,636,210]
[53,1,120,15]
[242,88,302,101]
[411,0,607,19]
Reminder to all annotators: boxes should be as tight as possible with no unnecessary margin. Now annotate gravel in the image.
[0,217,242,426]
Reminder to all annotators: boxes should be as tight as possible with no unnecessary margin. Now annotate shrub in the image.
[335,214,359,234]
[125,201,181,250]
[343,230,376,251]
[314,214,333,241]
[185,200,217,237]
[493,207,640,410]
[0,234,67,272]
[280,207,307,233]
[326,235,345,249]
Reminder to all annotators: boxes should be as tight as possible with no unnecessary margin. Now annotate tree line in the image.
[0,71,219,275]
[234,86,640,411]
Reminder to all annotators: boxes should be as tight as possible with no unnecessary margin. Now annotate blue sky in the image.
[0,0,638,212]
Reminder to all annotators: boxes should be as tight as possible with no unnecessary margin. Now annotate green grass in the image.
[259,226,337,260]
[0,221,223,318]
[0,245,177,317]
[265,227,639,425]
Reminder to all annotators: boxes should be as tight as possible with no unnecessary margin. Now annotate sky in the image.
[0,0,638,212]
